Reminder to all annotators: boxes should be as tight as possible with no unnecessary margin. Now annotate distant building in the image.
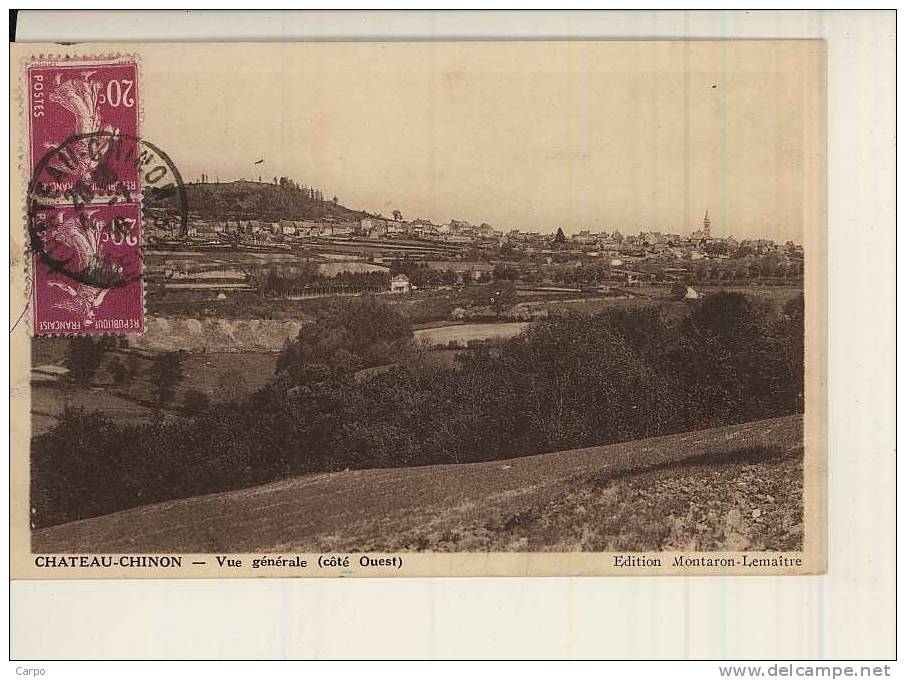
[690,209,712,242]
[323,222,356,237]
[671,283,701,301]
[190,219,219,236]
[424,261,494,282]
[390,274,411,293]
[299,220,321,236]
[572,230,597,246]
[279,219,300,235]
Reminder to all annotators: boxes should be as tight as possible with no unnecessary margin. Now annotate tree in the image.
[108,357,128,385]
[276,297,413,385]
[32,291,804,528]
[149,352,184,405]
[554,227,567,244]
[392,210,403,221]
[490,283,518,318]
[493,263,518,281]
[65,337,108,383]
[182,389,211,415]
[126,355,143,381]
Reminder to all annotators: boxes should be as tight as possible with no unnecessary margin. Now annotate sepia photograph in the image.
[11,39,826,577]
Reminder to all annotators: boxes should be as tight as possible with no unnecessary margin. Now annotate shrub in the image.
[182,389,211,415]
[31,292,804,528]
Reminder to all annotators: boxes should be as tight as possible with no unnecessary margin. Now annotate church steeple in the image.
[702,209,711,239]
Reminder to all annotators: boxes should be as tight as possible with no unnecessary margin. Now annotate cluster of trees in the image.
[64,336,122,382]
[484,257,803,288]
[388,260,463,288]
[274,296,414,382]
[150,179,360,222]
[32,292,804,528]
[690,254,804,283]
[63,338,183,402]
[249,266,389,296]
[453,281,519,315]
[390,259,611,289]
[272,176,325,203]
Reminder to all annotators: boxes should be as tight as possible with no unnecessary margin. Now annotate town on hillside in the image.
[144,179,804,301]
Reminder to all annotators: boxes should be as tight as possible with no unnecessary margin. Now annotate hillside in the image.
[147,180,370,221]
[32,415,803,554]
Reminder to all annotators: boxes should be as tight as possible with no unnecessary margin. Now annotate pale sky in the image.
[134,41,823,241]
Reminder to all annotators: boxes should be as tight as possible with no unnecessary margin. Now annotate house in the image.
[361,217,387,237]
[279,219,300,236]
[390,274,411,293]
[572,230,598,246]
[612,268,647,285]
[299,220,321,236]
[670,283,701,301]
[196,221,220,236]
[323,222,356,237]
[424,261,494,283]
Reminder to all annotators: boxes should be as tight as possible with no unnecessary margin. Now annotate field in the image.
[696,285,803,306]
[32,415,803,554]
[31,386,157,436]
[413,322,531,346]
[31,351,279,435]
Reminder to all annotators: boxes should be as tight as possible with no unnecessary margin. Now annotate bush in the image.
[108,357,128,385]
[31,292,804,528]
[149,352,184,405]
[182,389,211,415]
[275,296,412,383]
[64,337,109,383]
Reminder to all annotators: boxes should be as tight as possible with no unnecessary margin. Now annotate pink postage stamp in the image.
[25,56,146,336]
[30,203,144,335]
[27,57,140,196]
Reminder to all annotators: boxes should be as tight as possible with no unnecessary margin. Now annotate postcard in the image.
[10,40,826,578]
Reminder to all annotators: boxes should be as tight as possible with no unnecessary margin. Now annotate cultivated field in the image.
[33,415,803,554]
[31,351,280,434]
[30,386,156,436]
[413,322,531,346]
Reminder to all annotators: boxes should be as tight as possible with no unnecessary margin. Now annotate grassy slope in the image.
[32,415,803,554]
[149,180,368,222]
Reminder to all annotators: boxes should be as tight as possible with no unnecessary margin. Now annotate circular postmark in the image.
[27,131,187,289]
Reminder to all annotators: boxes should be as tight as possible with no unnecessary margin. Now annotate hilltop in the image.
[32,415,803,554]
[147,179,371,222]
